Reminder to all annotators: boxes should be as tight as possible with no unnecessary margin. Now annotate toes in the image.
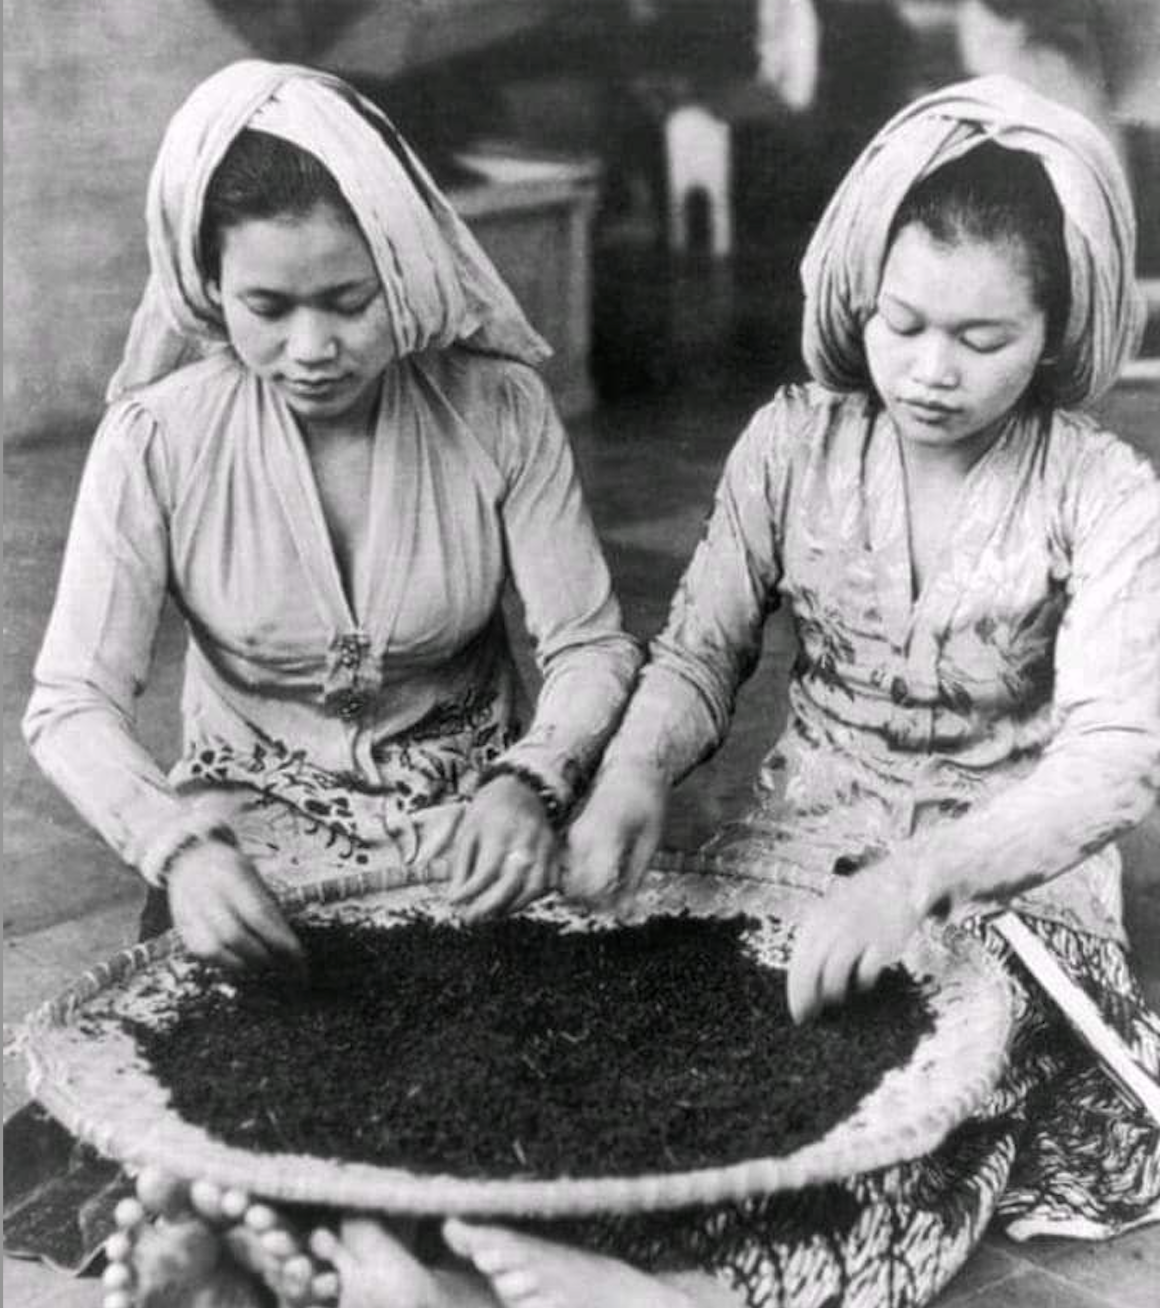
[189,1179,226,1222]
[135,1168,189,1219]
[443,1219,525,1276]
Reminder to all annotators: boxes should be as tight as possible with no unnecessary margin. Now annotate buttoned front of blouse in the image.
[24,348,640,876]
[608,384,1160,939]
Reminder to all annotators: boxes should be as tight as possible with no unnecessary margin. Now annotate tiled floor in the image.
[5,341,1159,1303]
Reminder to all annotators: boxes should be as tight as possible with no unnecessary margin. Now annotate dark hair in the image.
[199,129,356,281]
[888,143,1071,383]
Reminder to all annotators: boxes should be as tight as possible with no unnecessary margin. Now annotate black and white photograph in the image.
[5,3,1160,1306]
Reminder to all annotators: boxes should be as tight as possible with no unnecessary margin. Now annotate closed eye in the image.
[877,303,923,336]
[961,332,1013,354]
[328,290,380,317]
[241,295,290,320]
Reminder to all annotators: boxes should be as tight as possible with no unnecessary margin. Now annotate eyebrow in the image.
[879,291,1020,330]
[238,279,379,299]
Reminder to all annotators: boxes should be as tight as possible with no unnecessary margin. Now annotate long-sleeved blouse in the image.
[24,348,641,882]
[605,384,1160,940]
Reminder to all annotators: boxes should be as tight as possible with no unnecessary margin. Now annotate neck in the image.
[899,413,1011,485]
[301,378,382,447]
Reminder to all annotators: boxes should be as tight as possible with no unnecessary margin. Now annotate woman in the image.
[11,59,639,1269]
[22,60,641,964]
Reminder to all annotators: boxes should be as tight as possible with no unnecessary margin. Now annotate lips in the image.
[898,396,960,423]
[282,375,349,399]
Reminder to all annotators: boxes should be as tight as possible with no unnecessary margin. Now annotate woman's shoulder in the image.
[732,381,869,464]
[1041,406,1160,534]
[96,352,248,495]
[410,347,559,475]
[1043,407,1159,488]
[103,352,246,444]
[413,347,551,420]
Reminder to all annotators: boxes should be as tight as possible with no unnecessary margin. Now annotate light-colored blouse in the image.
[605,384,1160,939]
[24,348,641,882]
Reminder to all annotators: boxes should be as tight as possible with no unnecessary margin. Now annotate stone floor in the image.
[4,348,1160,1303]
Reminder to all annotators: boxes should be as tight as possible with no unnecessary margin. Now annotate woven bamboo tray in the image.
[22,861,1014,1217]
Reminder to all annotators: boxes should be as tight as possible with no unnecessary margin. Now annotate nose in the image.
[285,310,338,366]
[911,333,959,390]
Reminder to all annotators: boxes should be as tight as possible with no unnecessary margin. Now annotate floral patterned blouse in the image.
[605,384,1160,940]
[24,347,640,883]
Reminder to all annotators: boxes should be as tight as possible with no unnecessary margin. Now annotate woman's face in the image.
[209,201,392,427]
[864,223,1048,455]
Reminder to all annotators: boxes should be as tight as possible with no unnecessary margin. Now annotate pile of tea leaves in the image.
[127,914,934,1178]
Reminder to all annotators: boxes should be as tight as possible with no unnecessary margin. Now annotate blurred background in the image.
[4,6,1160,1303]
[5,0,1160,434]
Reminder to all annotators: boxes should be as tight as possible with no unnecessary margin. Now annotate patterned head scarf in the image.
[800,76,1143,407]
[107,61,549,401]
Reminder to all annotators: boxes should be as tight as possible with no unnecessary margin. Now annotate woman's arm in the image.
[599,405,787,785]
[448,368,641,915]
[21,403,195,880]
[23,402,302,966]
[480,368,644,815]
[908,439,1160,917]
[789,439,1160,1020]
[568,403,788,900]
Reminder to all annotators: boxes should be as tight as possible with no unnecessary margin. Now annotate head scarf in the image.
[800,75,1143,407]
[107,61,549,401]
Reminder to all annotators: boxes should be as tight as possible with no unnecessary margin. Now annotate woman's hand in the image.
[447,775,558,921]
[786,858,927,1024]
[167,838,305,973]
[565,762,669,906]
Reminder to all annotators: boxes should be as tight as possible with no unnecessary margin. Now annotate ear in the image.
[205,280,222,309]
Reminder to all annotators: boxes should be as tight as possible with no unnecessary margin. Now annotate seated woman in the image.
[12,58,639,1268]
[23,60,641,961]
[115,75,1160,1308]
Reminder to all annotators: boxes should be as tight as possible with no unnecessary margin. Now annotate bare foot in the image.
[132,1217,270,1308]
[442,1219,689,1308]
[312,1219,494,1308]
[126,1170,332,1307]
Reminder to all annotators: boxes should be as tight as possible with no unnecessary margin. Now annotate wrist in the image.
[477,761,565,827]
[157,825,239,889]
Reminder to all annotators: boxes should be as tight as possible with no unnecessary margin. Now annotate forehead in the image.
[217,203,377,290]
[879,224,1041,321]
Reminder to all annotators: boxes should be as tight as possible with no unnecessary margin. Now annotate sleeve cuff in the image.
[137,795,240,888]
[478,751,575,827]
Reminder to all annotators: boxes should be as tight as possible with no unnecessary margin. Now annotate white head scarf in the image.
[107,61,549,401]
[800,75,1143,407]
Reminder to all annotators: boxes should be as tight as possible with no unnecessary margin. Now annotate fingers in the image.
[171,849,304,973]
[447,826,511,908]
[564,810,633,902]
[787,893,897,1023]
[565,769,666,907]
[458,850,548,922]
[854,944,887,994]
[615,826,661,907]
[787,907,840,1024]
[448,779,557,919]
[231,878,305,968]
[447,825,484,901]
